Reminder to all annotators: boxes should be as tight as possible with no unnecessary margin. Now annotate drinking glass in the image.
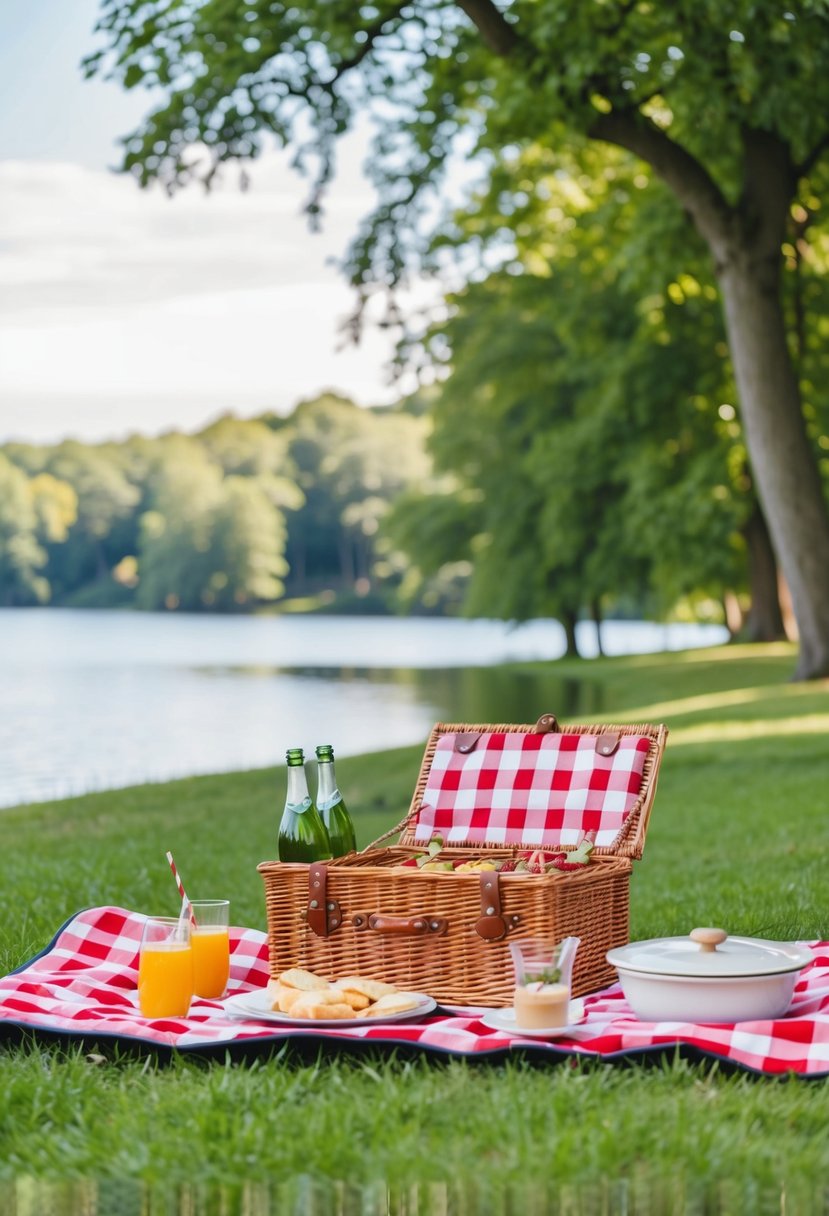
[189,899,231,999]
[138,916,193,1018]
[509,936,580,1029]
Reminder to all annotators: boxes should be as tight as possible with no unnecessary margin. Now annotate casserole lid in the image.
[607,927,812,978]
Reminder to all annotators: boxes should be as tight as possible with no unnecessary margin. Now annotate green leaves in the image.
[415,835,446,867]
[0,398,433,614]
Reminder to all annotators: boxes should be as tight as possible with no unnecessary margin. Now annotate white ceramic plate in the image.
[223,989,437,1027]
[481,999,586,1038]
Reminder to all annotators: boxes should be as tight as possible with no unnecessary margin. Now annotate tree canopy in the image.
[85,0,829,674]
[0,396,427,614]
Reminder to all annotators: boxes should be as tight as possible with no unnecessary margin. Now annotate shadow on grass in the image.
[1,1026,822,1082]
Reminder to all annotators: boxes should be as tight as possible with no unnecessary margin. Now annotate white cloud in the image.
[0,144,433,443]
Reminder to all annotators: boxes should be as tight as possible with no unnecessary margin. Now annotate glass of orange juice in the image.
[138,916,193,1018]
[189,900,231,999]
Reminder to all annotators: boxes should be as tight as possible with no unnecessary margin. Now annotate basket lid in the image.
[400,718,668,860]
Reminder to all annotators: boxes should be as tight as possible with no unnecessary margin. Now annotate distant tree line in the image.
[2,365,815,653]
[0,394,430,615]
[1,366,809,659]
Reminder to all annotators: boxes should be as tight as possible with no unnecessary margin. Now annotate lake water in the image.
[0,608,727,808]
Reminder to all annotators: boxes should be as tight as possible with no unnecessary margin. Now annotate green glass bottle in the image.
[315,744,356,857]
[277,748,332,864]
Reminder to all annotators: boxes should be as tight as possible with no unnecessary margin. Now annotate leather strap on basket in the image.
[453,732,481,754]
[305,863,342,938]
[595,731,621,757]
[353,913,448,937]
[475,871,520,941]
[534,714,559,734]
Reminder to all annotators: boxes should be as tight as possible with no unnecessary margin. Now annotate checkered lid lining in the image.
[413,731,652,849]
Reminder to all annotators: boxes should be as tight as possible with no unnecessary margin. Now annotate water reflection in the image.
[0,1177,817,1216]
[413,666,607,723]
[264,665,608,725]
[0,611,725,808]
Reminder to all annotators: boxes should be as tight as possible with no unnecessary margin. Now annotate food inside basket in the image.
[266,967,422,1019]
[391,833,596,874]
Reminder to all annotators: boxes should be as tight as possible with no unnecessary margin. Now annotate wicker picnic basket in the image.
[258,714,668,1007]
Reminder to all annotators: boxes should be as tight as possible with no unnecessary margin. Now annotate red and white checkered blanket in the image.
[2,908,828,1076]
[414,731,651,848]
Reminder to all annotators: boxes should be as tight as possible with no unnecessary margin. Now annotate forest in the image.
[0,393,432,618]
[1,340,816,661]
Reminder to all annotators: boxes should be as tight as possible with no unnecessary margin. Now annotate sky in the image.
[0,0,431,445]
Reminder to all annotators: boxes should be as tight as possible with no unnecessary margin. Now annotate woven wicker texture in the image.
[259,851,632,1005]
[259,717,666,1006]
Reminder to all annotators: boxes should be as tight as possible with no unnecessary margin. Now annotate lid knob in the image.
[689,927,728,953]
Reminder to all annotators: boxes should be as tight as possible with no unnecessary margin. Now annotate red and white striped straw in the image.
[165,851,196,924]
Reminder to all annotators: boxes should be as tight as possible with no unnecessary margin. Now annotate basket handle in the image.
[362,806,419,852]
[353,913,448,937]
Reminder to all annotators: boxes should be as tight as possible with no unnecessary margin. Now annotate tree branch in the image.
[326,2,409,84]
[588,109,735,257]
[455,0,521,55]
[795,130,829,180]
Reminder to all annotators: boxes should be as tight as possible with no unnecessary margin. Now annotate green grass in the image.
[1,643,828,1213]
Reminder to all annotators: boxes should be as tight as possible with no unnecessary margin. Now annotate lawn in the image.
[1,643,828,1215]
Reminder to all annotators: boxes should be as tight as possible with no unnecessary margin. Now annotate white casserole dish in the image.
[606,927,812,1023]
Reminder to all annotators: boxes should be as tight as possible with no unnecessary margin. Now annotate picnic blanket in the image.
[1,907,828,1077]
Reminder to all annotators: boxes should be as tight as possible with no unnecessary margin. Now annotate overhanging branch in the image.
[455,0,521,55]
[326,2,409,84]
[589,109,734,256]
[796,129,829,179]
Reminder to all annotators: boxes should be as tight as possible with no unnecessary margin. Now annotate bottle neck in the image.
[316,760,339,809]
[286,764,311,809]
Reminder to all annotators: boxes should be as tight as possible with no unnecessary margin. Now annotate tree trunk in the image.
[742,505,786,642]
[777,571,798,643]
[718,249,829,677]
[337,533,355,586]
[590,597,604,657]
[561,610,579,658]
[722,591,745,639]
[586,119,829,678]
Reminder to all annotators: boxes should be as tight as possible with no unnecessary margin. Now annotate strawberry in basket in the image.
[502,834,596,874]
[547,835,596,871]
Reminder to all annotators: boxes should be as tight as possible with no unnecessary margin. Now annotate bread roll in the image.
[290,988,349,1014]
[339,989,371,1011]
[293,1002,355,1020]
[337,975,398,1002]
[275,986,305,1014]
[357,992,422,1018]
[278,968,330,991]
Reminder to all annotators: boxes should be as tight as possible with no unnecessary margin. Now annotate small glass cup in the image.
[510,936,580,1030]
[189,900,231,999]
[138,916,193,1018]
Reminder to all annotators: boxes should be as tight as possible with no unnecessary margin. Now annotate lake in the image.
[0,608,727,808]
